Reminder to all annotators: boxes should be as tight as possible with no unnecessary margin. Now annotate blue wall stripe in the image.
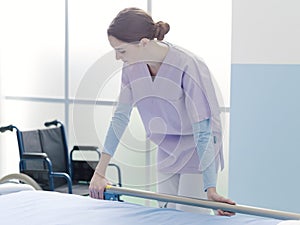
[229,64,300,213]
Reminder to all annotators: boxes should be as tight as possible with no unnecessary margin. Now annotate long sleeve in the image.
[192,119,218,192]
[102,103,133,156]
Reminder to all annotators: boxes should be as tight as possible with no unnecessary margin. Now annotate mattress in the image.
[0,190,298,225]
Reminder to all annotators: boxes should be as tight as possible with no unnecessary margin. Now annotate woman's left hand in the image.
[207,187,236,216]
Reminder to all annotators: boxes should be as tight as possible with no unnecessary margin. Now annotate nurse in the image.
[89,7,235,215]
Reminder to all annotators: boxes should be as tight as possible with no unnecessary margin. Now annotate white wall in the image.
[231,0,300,64]
[229,0,300,213]
[0,28,3,174]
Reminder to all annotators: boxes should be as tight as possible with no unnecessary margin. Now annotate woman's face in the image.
[108,35,141,64]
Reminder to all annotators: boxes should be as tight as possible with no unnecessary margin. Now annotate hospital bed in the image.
[0,183,299,225]
[1,126,299,225]
[0,173,42,195]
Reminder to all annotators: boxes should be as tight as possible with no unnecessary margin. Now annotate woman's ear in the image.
[139,38,150,47]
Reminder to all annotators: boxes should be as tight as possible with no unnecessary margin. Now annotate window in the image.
[0,0,231,203]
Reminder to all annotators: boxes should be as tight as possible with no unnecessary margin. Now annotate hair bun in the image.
[154,21,170,41]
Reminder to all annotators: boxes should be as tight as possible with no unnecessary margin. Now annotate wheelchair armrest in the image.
[51,172,73,193]
[107,163,122,187]
[72,145,99,151]
[71,145,100,160]
[22,152,48,159]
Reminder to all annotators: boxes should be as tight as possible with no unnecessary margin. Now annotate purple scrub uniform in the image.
[117,43,224,174]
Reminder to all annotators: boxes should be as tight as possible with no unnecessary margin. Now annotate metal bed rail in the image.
[105,185,300,220]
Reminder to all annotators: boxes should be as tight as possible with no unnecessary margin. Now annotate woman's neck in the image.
[145,41,169,76]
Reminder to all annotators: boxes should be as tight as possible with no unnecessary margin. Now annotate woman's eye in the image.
[119,51,126,54]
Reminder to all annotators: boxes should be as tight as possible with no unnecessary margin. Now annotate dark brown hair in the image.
[107,7,170,43]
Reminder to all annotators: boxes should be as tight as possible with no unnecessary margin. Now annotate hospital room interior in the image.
[0,0,300,224]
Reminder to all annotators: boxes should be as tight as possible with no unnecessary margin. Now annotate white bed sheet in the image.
[0,190,297,225]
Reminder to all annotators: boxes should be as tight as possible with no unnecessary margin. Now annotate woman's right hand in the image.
[89,172,111,199]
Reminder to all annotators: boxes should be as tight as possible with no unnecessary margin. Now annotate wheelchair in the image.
[0,120,122,198]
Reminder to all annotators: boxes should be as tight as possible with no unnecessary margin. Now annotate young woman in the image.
[89,7,235,216]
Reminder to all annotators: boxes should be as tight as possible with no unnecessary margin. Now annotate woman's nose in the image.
[115,51,122,60]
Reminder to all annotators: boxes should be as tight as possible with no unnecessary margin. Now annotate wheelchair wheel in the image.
[0,173,42,190]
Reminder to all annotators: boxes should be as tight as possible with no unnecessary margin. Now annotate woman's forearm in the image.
[94,153,112,177]
[193,119,218,191]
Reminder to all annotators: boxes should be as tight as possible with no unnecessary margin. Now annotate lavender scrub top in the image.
[110,43,224,174]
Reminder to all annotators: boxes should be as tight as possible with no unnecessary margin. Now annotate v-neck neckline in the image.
[145,63,162,83]
[146,64,160,82]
